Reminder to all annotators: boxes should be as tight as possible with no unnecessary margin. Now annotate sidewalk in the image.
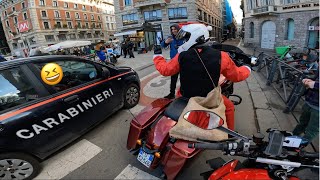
[238,40,318,152]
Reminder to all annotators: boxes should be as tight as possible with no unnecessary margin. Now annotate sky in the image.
[229,0,243,25]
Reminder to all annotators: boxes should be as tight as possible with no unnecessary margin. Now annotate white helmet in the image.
[176,24,212,53]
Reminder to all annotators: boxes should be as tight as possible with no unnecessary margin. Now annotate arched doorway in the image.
[307,17,319,48]
[261,21,276,49]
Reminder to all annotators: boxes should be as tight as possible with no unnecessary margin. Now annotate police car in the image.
[0,55,140,179]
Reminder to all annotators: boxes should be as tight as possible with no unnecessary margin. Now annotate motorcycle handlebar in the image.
[188,142,227,150]
[300,151,319,158]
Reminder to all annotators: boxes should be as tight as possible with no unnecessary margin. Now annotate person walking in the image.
[127,38,135,58]
[160,24,185,99]
[121,40,128,58]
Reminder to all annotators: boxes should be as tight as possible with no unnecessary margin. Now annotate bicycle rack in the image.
[255,50,315,113]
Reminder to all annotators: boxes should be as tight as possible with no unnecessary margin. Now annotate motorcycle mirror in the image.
[183,110,224,130]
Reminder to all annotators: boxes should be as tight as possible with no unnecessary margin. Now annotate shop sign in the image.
[301,4,311,7]
[282,5,300,10]
[18,21,29,32]
[283,3,318,10]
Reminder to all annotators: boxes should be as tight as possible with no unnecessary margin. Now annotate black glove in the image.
[154,45,162,55]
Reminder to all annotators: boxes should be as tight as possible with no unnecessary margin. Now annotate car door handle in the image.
[0,124,4,131]
[64,95,79,104]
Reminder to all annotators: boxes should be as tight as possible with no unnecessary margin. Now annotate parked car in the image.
[0,55,140,179]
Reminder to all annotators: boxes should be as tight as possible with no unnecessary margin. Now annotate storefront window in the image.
[122,13,138,25]
[144,10,162,22]
[168,8,187,20]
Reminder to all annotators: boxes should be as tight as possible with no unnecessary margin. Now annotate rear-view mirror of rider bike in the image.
[183,110,224,129]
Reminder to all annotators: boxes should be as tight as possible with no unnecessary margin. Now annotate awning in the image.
[114,30,137,37]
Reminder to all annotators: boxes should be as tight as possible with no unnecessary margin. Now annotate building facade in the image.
[243,0,319,49]
[101,2,117,39]
[0,21,11,55]
[113,0,223,50]
[0,0,116,57]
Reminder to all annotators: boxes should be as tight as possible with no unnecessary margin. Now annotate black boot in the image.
[164,93,175,99]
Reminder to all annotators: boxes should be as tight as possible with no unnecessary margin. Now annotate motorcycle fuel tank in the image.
[209,160,272,180]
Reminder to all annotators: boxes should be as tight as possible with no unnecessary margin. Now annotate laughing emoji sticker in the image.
[41,63,63,85]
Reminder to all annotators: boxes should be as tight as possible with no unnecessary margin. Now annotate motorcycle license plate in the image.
[137,149,154,168]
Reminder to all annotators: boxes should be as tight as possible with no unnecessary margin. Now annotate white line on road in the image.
[35,139,102,179]
[114,164,160,180]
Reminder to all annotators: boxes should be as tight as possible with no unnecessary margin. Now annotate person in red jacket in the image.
[153,23,251,130]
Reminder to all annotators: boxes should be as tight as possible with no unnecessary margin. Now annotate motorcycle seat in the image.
[163,97,189,121]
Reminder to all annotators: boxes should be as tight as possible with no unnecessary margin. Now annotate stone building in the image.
[243,0,319,49]
[113,0,224,50]
[0,21,10,55]
[0,0,116,57]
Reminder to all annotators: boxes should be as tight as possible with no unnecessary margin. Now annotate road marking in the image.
[35,139,102,179]
[139,71,180,106]
[114,164,160,180]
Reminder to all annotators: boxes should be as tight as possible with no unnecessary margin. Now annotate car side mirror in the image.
[101,67,110,78]
[183,110,224,130]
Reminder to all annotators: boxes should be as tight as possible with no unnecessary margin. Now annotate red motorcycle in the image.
[186,110,319,180]
[126,44,257,179]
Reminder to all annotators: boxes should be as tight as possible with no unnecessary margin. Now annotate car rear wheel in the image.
[124,83,140,109]
[0,153,40,180]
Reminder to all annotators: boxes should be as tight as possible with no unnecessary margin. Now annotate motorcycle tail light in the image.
[154,152,161,158]
[136,139,142,145]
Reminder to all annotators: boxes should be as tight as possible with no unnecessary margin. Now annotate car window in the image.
[0,68,40,111]
[35,60,99,92]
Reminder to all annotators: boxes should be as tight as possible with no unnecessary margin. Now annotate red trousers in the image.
[222,95,235,130]
[177,90,235,130]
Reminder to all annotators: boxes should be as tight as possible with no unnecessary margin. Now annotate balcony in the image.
[8,11,19,17]
[40,16,50,20]
[252,5,278,16]
[53,16,62,20]
[134,0,167,8]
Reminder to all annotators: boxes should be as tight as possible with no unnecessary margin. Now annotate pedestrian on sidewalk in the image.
[90,47,96,61]
[95,43,107,63]
[127,38,135,58]
[160,24,185,99]
[292,74,319,143]
[121,40,128,58]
